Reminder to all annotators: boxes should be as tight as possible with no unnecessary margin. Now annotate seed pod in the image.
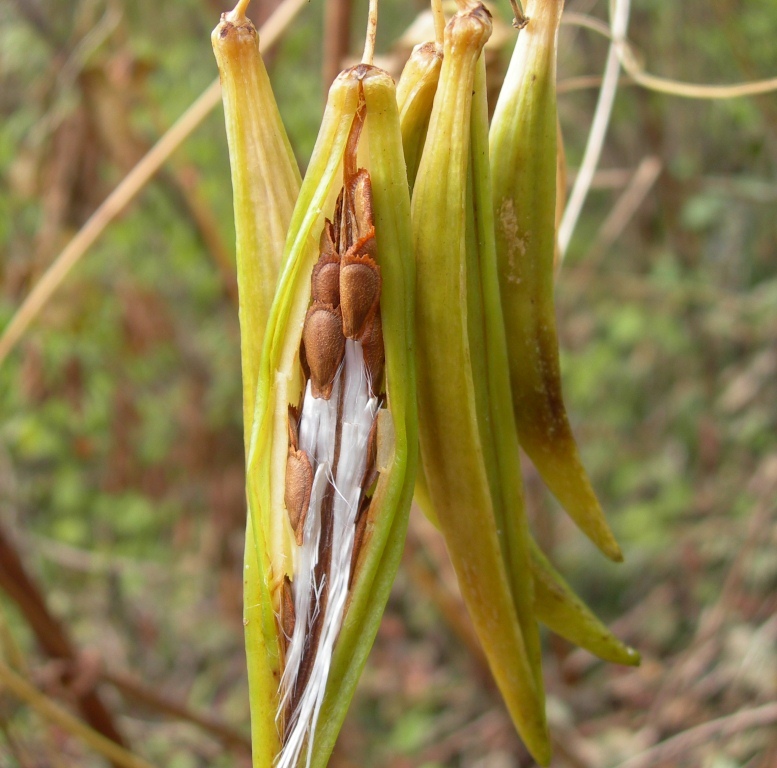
[396,41,443,188]
[245,64,417,768]
[468,50,546,700]
[530,542,640,666]
[490,0,622,561]
[411,4,549,764]
[211,3,301,433]
[413,486,640,667]
[212,6,302,764]
[401,0,634,681]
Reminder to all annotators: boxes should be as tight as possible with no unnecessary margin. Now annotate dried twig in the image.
[101,670,251,752]
[612,703,777,768]
[586,155,662,260]
[558,0,631,259]
[0,524,127,751]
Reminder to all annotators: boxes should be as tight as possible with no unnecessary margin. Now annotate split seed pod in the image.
[411,3,550,764]
[245,65,417,768]
[490,0,622,561]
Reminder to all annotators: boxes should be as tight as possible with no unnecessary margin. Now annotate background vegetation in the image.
[1,0,776,765]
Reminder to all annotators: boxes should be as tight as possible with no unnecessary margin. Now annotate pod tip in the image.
[603,539,624,563]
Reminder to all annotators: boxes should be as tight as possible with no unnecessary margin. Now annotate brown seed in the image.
[361,413,379,491]
[311,252,341,307]
[285,448,313,544]
[340,251,380,339]
[319,219,337,257]
[360,309,384,393]
[333,187,344,253]
[281,575,295,645]
[287,405,300,451]
[302,303,346,399]
[348,169,374,243]
[349,495,371,590]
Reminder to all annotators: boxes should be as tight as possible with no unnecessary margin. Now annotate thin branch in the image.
[0,0,310,368]
[101,670,251,753]
[0,524,127,752]
[586,154,661,259]
[563,10,777,99]
[558,0,631,259]
[617,41,777,99]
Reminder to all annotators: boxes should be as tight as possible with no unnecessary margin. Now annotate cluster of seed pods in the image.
[276,136,385,767]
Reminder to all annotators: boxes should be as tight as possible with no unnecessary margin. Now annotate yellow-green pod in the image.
[245,64,417,768]
[396,40,443,188]
[411,3,549,763]
[530,542,640,666]
[211,3,301,432]
[467,50,545,699]
[489,0,622,562]
[413,481,640,667]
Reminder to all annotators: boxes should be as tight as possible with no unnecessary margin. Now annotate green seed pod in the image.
[411,3,550,763]
[530,542,640,666]
[396,40,443,188]
[245,64,417,768]
[490,0,622,562]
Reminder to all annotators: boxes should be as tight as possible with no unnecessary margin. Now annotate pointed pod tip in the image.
[603,538,624,563]
[624,647,642,667]
[529,731,552,767]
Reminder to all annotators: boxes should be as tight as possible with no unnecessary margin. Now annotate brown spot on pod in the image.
[360,309,384,393]
[302,303,346,399]
[281,575,295,648]
[285,448,313,544]
[311,251,341,308]
[340,251,380,339]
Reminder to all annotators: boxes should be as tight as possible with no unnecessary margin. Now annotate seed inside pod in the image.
[360,309,384,392]
[312,226,341,306]
[349,495,371,589]
[361,413,379,491]
[288,405,300,450]
[349,169,375,242]
[281,575,296,647]
[302,303,346,399]
[285,448,313,544]
[340,253,381,339]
